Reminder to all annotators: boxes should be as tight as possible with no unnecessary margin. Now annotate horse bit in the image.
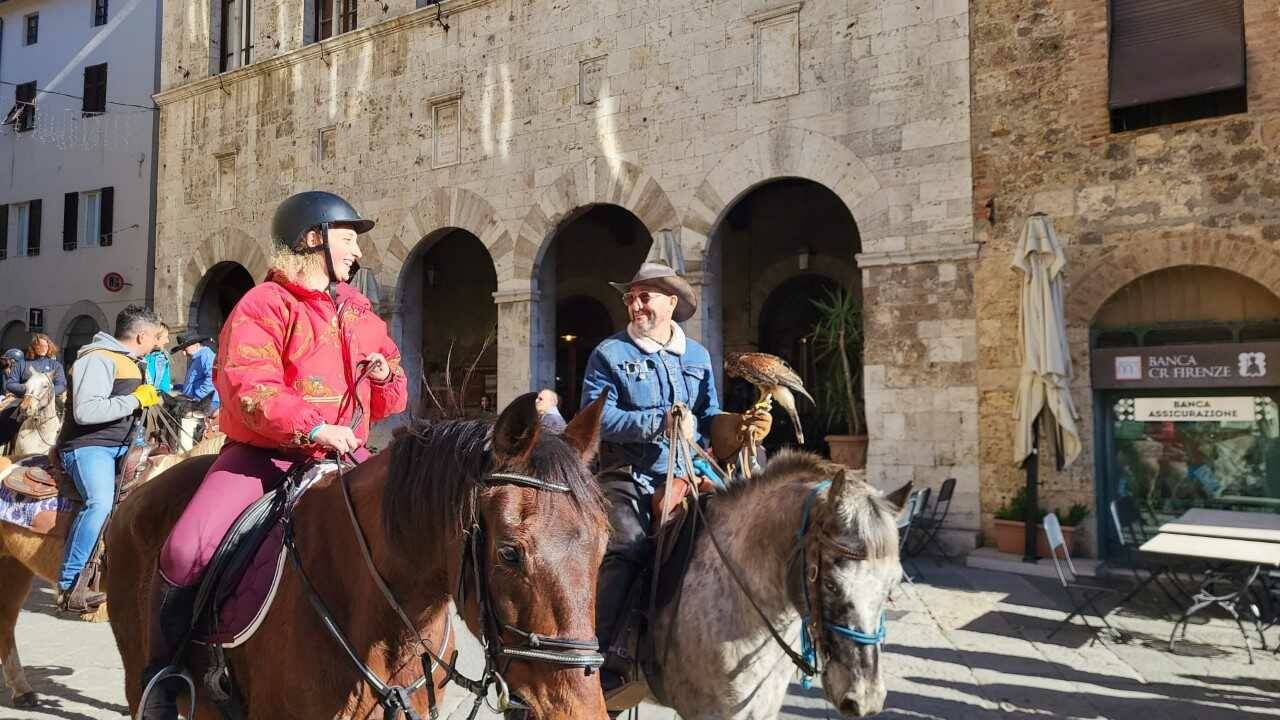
[286,459,604,720]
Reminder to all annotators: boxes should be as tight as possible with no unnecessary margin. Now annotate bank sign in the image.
[1092,342,1280,389]
[1129,397,1258,422]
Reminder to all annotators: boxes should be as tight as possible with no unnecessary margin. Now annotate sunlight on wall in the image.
[41,0,145,103]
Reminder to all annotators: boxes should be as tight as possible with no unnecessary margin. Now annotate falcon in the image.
[724,352,815,444]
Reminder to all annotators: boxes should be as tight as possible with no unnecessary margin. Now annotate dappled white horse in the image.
[8,371,59,458]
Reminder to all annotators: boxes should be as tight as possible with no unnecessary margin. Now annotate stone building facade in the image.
[972,0,1280,554]
[154,0,979,542]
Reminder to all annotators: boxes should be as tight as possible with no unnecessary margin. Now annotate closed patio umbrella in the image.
[1012,214,1081,562]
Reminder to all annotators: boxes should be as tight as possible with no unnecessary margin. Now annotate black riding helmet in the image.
[270,191,374,295]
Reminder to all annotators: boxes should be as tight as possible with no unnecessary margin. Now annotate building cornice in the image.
[855,243,980,268]
[154,0,491,107]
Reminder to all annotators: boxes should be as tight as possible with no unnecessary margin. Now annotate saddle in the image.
[180,461,335,720]
[0,444,154,504]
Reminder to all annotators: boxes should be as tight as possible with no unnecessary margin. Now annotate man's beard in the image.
[630,312,656,334]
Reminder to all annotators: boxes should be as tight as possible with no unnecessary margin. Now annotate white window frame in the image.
[14,203,31,256]
[80,191,102,247]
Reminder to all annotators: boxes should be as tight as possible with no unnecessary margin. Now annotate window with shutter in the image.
[83,63,108,115]
[9,82,36,132]
[81,191,101,248]
[316,0,334,41]
[340,0,356,33]
[24,13,37,45]
[1109,0,1247,132]
[19,200,41,257]
[63,193,78,251]
[0,205,8,261]
[94,0,109,27]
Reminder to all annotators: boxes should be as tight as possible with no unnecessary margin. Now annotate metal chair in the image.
[906,477,955,559]
[1109,496,1192,617]
[1044,513,1125,641]
[897,490,927,583]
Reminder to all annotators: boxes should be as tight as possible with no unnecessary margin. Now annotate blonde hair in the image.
[268,247,328,286]
[26,333,58,359]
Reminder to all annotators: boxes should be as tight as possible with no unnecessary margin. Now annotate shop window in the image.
[1109,0,1247,132]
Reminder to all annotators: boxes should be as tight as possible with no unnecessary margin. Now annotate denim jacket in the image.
[579,324,721,492]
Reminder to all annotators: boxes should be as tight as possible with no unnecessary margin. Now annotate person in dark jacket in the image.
[3,347,27,396]
[24,333,68,413]
[54,305,165,612]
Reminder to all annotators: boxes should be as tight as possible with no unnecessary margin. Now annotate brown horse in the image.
[0,432,226,708]
[106,393,612,719]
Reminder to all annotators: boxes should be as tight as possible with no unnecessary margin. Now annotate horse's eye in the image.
[497,544,522,565]
[823,578,839,594]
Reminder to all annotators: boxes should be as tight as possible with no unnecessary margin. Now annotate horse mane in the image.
[382,418,608,548]
[715,449,899,560]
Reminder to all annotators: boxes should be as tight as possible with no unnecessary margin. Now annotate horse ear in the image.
[492,392,540,462]
[884,481,913,514]
[561,395,605,464]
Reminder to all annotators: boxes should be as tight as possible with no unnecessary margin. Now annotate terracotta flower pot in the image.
[992,518,1077,558]
[826,434,868,469]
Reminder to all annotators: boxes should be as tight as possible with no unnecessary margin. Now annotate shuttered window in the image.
[1109,0,1246,130]
[83,63,108,115]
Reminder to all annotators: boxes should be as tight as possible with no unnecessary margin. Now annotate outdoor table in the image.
[1139,531,1279,663]
[1159,509,1280,543]
[1207,495,1280,511]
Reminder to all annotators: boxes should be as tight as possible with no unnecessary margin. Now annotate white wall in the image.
[0,0,160,351]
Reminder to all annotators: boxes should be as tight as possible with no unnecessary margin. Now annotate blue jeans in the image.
[58,444,128,590]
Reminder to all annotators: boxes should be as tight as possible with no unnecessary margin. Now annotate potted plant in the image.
[809,286,867,468]
[992,487,1089,558]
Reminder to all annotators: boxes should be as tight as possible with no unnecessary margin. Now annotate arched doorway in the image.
[1092,265,1280,558]
[555,295,613,418]
[193,261,255,339]
[1,321,28,353]
[710,178,861,450]
[399,229,498,417]
[63,315,100,366]
[536,204,651,411]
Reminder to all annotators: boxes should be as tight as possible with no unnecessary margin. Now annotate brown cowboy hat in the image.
[609,262,697,323]
[171,333,214,353]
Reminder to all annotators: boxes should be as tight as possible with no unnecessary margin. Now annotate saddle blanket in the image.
[0,484,77,535]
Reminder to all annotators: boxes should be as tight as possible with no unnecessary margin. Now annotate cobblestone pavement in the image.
[6,560,1278,719]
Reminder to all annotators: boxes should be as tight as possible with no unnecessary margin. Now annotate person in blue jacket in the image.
[15,334,69,414]
[144,325,174,394]
[578,261,772,695]
[172,333,220,412]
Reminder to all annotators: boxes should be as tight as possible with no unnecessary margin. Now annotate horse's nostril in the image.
[839,697,862,715]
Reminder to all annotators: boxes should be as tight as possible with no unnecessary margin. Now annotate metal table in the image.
[1141,513,1280,663]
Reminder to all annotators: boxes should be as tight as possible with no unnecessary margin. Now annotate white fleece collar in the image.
[627,322,686,355]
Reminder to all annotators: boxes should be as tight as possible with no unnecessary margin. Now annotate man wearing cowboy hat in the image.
[580,261,772,695]
[172,332,220,414]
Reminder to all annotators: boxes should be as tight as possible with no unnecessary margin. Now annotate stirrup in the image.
[604,678,649,713]
[138,664,197,720]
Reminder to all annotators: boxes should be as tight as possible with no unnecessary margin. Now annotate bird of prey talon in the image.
[724,352,816,445]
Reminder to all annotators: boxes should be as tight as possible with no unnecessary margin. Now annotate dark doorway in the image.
[194,262,255,339]
[555,295,614,419]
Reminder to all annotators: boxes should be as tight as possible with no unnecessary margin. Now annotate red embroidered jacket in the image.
[214,273,407,454]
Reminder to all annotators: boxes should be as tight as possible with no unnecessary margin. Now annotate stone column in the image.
[493,287,540,407]
[684,270,723,384]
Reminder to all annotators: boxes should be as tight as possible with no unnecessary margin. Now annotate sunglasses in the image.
[622,291,671,307]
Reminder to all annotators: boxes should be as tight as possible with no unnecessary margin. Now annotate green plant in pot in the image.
[809,286,867,468]
[992,487,1090,558]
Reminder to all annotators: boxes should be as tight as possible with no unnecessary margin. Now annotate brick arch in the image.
[180,227,271,321]
[383,186,509,287]
[1066,234,1280,325]
[683,126,885,272]
[516,157,680,279]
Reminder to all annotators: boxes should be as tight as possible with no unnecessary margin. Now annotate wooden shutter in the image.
[0,205,8,260]
[63,192,77,250]
[99,187,114,246]
[1109,0,1246,109]
[27,199,41,257]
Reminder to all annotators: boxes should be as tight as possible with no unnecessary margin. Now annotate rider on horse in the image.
[579,261,773,696]
[55,305,167,612]
[138,191,407,720]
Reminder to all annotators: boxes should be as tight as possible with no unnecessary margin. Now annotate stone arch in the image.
[54,301,111,347]
[516,157,680,281]
[384,186,511,289]
[683,127,885,273]
[1066,233,1280,325]
[0,306,26,336]
[179,227,271,326]
[747,254,857,342]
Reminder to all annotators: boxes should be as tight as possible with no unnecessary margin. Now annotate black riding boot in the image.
[138,572,198,720]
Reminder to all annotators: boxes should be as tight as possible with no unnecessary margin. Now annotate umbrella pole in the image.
[1023,415,1040,563]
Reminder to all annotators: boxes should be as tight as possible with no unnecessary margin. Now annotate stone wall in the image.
[971,0,1280,550]
[156,0,978,538]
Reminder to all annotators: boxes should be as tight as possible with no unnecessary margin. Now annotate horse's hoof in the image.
[13,691,39,708]
[80,604,110,623]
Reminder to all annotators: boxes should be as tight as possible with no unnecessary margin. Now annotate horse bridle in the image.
[792,480,887,687]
